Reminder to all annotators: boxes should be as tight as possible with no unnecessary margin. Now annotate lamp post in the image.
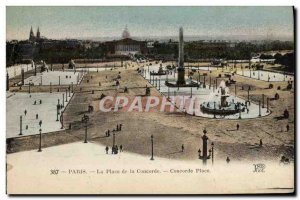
[56,99,60,121]
[50,82,52,93]
[211,142,214,165]
[150,135,154,160]
[112,130,116,154]
[82,114,89,143]
[214,102,216,119]
[267,97,270,113]
[112,129,116,147]
[193,98,196,116]
[62,93,65,107]
[158,78,160,91]
[239,103,242,119]
[198,129,214,165]
[258,100,261,117]
[38,128,42,152]
[247,87,250,102]
[60,111,64,129]
[19,116,22,135]
[262,94,265,108]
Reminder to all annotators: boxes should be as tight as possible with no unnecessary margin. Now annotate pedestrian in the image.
[116,124,119,131]
[36,114,38,119]
[112,146,115,154]
[40,99,42,104]
[105,146,109,154]
[120,145,123,152]
[236,123,240,131]
[24,109,27,116]
[181,144,184,152]
[226,156,230,163]
[286,124,290,132]
[34,100,36,105]
[259,139,263,147]
[115,145,119,154]
[119,124,123,131]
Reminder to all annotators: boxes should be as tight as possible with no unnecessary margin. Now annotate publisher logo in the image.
[253,164,265,173]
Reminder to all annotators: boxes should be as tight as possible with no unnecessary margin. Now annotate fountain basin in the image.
[200,101,245,115]
[165,80,199,88]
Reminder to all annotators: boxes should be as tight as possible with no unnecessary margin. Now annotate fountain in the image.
[150,64,167,75]
[200,80,245,115]
[68,59,76,69]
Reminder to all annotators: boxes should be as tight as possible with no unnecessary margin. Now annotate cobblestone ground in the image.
[8,61,294,162]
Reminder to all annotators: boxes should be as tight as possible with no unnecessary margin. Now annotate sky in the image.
[6,6,294,41]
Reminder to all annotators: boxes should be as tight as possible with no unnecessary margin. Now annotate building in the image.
[104,26,148,57]
[29,26,45,42]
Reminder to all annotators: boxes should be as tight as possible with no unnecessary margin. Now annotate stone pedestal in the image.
[176,67,186,85]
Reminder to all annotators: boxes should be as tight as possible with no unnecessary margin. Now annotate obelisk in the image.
[177,27,186,85]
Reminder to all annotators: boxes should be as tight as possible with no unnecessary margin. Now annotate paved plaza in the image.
[6,92,72,138]
[23,71,83,86]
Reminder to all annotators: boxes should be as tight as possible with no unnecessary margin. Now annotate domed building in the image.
[122,26,131,39]
[104,26,148,57]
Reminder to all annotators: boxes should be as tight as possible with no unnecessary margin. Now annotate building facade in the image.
[104,27,148,56]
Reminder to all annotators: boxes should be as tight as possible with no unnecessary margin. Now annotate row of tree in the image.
[6,39,294,66]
